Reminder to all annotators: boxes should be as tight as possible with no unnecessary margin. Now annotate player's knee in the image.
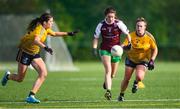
[43,73,47,79]
[106,71,111,75]
[39,71,47,79]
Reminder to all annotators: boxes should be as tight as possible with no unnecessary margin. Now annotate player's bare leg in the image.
[101,55,112,100]
[1,63,28,86]
[132,65,146,93]
[111,62,119,78]
[26,58,47,103]
[31,58,47,94]
[118,66,134,101]
[134,65,146,89]
[8,63,28,82]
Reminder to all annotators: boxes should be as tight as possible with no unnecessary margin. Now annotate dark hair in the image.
[136,17,147,26]
[27,13,53,32]
[104,7,116,16]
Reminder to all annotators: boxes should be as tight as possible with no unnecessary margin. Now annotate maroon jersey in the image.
[94,19,129,51]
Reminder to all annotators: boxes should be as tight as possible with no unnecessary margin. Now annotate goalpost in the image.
[0,14,78,71]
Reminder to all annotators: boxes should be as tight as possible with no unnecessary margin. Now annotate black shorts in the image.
[125,58,148,68]
[16,49,41,65]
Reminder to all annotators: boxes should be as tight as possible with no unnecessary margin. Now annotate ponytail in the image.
[27,17,41,32]
[27,13,53,33]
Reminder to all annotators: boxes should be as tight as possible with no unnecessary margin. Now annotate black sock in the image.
[120,93,124,97]
[6,74,9,80]
[134,80,138,84]
[28,91,35,97]
[107,89,111,92]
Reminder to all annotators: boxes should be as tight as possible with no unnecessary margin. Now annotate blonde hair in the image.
[136,17,147,26]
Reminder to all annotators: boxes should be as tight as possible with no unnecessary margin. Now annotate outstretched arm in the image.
[54,32,68,36]
[53,30,79,37]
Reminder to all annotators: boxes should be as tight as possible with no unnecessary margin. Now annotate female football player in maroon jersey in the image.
[92,7,131,100]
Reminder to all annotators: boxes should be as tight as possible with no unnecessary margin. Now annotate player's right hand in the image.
[44,46,53,55]
[123,42,131,50]
[92,48,98,57]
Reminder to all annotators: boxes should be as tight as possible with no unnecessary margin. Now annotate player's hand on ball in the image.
[92,48,98,57]
[44,46,53,55]
[123,42,131,51]
[148,59,154,70]
[68,30,80,36]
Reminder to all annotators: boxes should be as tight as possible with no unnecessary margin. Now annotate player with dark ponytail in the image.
[1,12,79,103]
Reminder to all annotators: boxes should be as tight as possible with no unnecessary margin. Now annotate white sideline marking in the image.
[113,99,180,102]
[0,99,180,104]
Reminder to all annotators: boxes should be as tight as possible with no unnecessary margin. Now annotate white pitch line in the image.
[45,99,180,103]
[0,99,180,104]
[112,99,180,102]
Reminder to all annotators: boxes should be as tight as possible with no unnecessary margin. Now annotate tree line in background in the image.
[0,0,179,61]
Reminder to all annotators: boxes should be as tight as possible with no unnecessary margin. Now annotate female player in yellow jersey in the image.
[1,13,78,103]
[118,17,158,101]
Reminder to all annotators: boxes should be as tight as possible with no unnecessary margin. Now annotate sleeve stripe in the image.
[145,31,157,44]
[117,21,129,35]
[94,23,103,38]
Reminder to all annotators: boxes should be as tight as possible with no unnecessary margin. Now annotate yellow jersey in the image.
[18,24,55,55]
[123,31,157,63]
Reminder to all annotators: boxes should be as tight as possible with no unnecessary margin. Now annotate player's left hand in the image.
[44,46,53,55]
[148,59,154,70]
[123,42,131,51]
[68,30,80,36]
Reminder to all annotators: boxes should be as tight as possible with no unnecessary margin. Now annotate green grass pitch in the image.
[0,62,180,108]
